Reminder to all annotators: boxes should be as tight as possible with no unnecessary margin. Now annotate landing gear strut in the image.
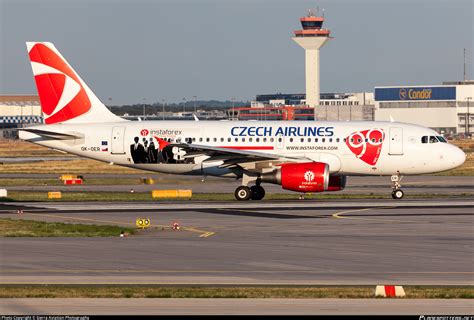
[234,185,265,201]
[390,172,404,200]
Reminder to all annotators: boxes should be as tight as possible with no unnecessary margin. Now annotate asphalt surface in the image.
[2,298,473,315]
[1,198,473,286]
[2,174,474,195]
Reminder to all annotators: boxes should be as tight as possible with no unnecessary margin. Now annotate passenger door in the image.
[389,127,403,155]
[111,126,126,154]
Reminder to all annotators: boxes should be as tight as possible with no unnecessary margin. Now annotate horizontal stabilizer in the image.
[19,128,83,140]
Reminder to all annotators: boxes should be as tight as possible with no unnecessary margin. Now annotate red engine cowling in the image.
[280,162,329,193]
[260,162,347,193]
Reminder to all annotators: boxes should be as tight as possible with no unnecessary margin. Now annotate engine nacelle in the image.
[260,162,347,193]
[261,162,328,192]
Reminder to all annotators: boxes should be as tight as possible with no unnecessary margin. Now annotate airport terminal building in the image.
[374,81,474,136]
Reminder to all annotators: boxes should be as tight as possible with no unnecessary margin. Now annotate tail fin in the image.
[26,42,123,124]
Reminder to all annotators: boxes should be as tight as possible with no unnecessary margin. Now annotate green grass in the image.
[1,191,473,202]
[0,218,135,237]
[0,285,472,299]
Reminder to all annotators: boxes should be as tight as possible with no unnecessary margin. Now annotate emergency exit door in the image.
[389,127,403,155]
[111,126,126,154]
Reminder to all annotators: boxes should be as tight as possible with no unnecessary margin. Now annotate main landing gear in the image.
[235,185,265,201]
[390,172,404,200]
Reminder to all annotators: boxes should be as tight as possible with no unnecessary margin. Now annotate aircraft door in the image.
[389,127,403,155]
[111,126,126,154]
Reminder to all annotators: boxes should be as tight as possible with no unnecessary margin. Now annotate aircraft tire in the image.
[250,185,265,200]
[235,186,251,201]
[392,189,404,199]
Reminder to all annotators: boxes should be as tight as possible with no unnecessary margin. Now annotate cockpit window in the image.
[429,136,438,143]
[437,136,447,143]
[421,136,428,144]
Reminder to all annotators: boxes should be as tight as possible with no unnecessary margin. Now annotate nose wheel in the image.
[392,189,404,199]
[390,172,404,200]
[235,185,265,201]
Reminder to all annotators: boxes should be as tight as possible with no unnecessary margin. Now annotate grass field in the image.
[0,218,135,237]
[0,285,472,299]
[1,139,473,175]
[2,191,473,202]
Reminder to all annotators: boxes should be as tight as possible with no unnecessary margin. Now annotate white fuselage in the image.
[20,120,466,179]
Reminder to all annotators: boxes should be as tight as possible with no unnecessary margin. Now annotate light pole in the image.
[142,98,147,119]
[232,97,235,121]
[193,95,197,114]
[467,97,472,137]
[161,99,166,120]
[182,97,187,115]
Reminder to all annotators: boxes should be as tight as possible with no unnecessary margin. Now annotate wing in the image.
[156,137,304,170]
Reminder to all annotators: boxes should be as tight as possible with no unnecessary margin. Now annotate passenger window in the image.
[289,138,293,142]
[249,138,253,142]
[220,138,224,142]
[227,137,231,142]
[421,136,427,143]
[256,138,260,142]
[300,138,304,142]
[429,136,438,143]
[242,138,246,142]
[235,137,238,142]
[206,138,210,142]
[263,138,267,142]
[322,138,325,143]
[315,138,318,142]
[329,138,333,143]
[213,138,217,142]
[199,137,203,142]
[336,138,340,143]
[308,138,311,142]
[277,138,282,142]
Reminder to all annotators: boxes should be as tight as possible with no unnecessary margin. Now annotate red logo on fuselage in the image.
[345,129,385,165]
[29,43,91,124]
[140,129,149,136]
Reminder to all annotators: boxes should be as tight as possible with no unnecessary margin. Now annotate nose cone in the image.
[449,145,466,169]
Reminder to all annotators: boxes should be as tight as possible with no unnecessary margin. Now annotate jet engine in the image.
[260,162,346,193]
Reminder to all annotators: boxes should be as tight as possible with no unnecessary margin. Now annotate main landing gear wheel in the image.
[392,189,404,199]
[235,186,251,201]
[250,185,265,200]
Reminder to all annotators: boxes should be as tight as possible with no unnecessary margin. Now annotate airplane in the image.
[19,42,466,201]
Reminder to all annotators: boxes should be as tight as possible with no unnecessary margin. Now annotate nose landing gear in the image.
[390,172,404,199]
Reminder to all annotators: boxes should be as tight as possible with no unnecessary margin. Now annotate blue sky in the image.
[1,0,472,104]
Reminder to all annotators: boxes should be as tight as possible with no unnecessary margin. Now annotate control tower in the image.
[292,9,331,114]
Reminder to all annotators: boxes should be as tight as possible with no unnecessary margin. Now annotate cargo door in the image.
[111,126,126,154]
[389,127,403,155]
